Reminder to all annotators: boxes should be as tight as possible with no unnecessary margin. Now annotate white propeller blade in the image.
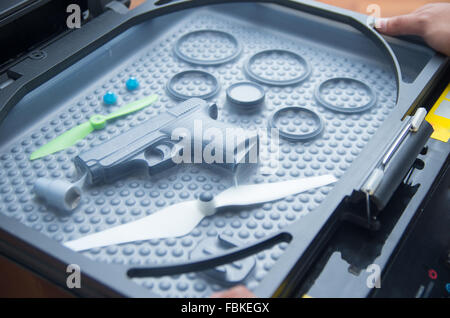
[64,201,202,251]
[64,175,337,251]
[215,174,337,208]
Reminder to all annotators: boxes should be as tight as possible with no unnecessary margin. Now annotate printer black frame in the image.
[0,0,448,297]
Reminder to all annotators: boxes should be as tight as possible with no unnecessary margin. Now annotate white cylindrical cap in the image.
[34,178,82,213]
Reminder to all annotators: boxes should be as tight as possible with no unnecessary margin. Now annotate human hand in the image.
[210,285,256,298]
[375,3,450,56]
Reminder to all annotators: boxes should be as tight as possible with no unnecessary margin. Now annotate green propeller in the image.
[30,94,159,160]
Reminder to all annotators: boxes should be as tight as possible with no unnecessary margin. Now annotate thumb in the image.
[376,14,424,36]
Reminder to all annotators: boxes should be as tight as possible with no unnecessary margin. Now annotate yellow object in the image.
[302,294,312,298]
[425,83,450,142]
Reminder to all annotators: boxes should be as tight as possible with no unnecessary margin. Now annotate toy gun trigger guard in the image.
[143,138,180,174]
[208,102,219,120]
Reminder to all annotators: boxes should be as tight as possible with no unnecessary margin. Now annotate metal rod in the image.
[381,119,412,168]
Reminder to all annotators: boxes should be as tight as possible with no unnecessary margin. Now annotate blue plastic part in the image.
[269,106,324,142]
[103,91,117,105]
[226,81,265,110]
[166,70,220,100]
[126,77,140,90]
[174,30,242,65]
[244,49,311,86]
[315,77,377,113]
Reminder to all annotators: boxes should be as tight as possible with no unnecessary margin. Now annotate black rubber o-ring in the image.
[174,30,242,66]
[166,70,220,100]
[269,106,324,141]
[315,77,377,113]
[244,49,311,86]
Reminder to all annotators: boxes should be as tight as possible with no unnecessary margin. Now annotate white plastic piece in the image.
[64,201,202,251]
[64,175,338,251]
[215,174,337,208]
[34,178,82,213]
[197,198,217,216]
[410,107,427,132]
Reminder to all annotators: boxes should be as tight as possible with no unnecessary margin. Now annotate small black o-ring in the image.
[269,106,324,141]
[166,70,220,100]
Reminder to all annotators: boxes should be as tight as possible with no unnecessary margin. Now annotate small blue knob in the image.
[126,77,140,91]
[446,283,450,293]
[103,91,117,105]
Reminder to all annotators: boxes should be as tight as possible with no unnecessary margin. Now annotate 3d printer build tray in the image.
[0,2,429,297]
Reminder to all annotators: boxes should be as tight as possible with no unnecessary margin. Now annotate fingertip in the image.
[375,18,389,32]
[209,286,256,298]
[376,14,423,36]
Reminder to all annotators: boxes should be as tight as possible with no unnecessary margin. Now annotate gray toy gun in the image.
[34,98,259,212]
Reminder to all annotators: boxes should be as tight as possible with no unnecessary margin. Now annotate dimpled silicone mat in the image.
[0,7,397,297]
